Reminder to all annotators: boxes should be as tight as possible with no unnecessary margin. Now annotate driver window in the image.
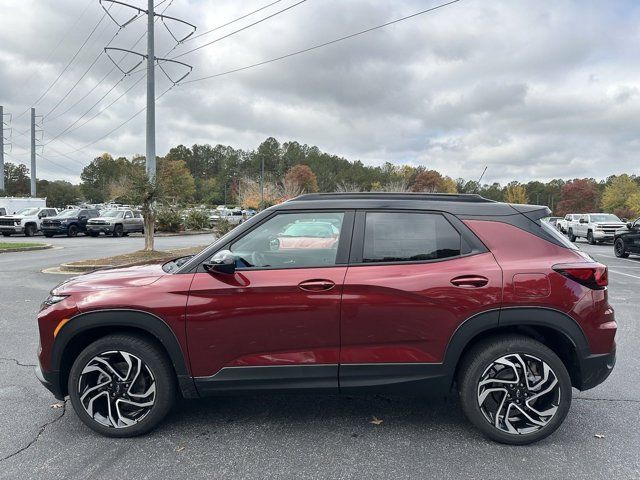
[230,212,345,269]
[124,212,132,219]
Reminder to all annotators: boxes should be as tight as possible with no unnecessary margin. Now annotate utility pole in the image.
[0,106,4,192]
[146,0,156,182]
[30,108,36,197]
[260,157,264,209]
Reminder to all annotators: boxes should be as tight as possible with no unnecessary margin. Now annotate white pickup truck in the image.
[0,207,59,237]
[568,213,628,244]
[557,213,581,234]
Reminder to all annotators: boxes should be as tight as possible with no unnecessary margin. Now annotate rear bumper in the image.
[35,364,64,400]
[42,227,68,235]
[577,343,616,391]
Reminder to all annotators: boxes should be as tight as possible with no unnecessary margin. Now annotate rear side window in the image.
[362,212,462,263]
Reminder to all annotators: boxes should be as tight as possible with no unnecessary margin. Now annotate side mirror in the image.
[627,222,633,229]
[79,215,88,221]
[203,250,236,275]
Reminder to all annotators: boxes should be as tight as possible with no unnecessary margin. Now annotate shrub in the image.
[214,218,236,237]
[185,209,210,230]
[156,208,183,232]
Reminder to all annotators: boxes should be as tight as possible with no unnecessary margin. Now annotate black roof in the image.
[281,192,549,218]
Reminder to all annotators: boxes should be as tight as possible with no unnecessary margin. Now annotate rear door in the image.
[339,210,502,389]
[628,218,640,253]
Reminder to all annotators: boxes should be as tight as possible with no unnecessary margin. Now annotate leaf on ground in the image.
[50,402,64,409]
[175,446,186,452]
[594,434,605,439]
[370,416,384,426]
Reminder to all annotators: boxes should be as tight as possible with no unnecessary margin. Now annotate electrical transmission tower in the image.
[30,109,44,196]
[1,106,12,191]
[100,0,195,182]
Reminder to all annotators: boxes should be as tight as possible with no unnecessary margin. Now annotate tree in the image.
[411,170,457,193]
[37,180,81,208]
[602,174,640,217]
[556,179,600,216]
[80,153,132,203]
[283,164,319,194]
[504,183,528,204]
[2,162,30,196]
[158,159,196,205]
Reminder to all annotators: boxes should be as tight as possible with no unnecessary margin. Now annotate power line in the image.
[171,0,309,60]
[187,0,283,43]
[181,0,462,85]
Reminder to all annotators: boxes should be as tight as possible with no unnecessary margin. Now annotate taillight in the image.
[553,263,608,289]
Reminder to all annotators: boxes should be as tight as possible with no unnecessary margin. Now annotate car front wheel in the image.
[568,228,576,242]
[113,225,124,237]
[587,231,596,245]
[68,334,176,437]
[24,224,36,237]
[614,238,629,258]
[458,335,571,445]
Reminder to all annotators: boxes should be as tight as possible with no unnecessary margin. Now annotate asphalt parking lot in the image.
[0,235,638,480]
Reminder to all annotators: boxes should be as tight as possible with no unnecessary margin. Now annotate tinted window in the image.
[230,212,344,269]
[363,212,461,263]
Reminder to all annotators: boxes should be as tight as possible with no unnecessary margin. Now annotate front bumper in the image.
[577,344,616,390]
[0,226,24,233]
[87,224,115,234]
[35,364,64,400]
[42,226,68,235]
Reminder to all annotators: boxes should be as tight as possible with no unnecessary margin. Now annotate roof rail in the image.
[289,192,493,203]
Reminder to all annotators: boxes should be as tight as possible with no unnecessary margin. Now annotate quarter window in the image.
[362,212,462,263]
[230,212,345,269]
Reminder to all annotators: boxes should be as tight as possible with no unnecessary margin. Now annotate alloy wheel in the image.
[476,353,561,435]
[78,351,156,428]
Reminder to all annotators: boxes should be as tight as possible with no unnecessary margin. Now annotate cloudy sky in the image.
[0,0,638,184]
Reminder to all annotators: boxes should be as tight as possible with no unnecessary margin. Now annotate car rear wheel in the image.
[67,224,79,237]
[68,334,176,437]
[24,224,36,237]
[113,224,124,237]
[587,231,596,245]
[458,335,571,445]
[614,238,629,258]
[568,228,576,242]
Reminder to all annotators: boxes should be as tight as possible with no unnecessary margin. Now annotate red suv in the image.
[36,193,616,444]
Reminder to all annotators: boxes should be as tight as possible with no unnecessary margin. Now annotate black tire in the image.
[67,334,176,438]
[24,224,36,237]
[568,228,576,242]
[614,238,629,258]
[457,334,572,445]
[113,224,124,237]
[1,232,10,237]
[67,224,79,237]
[89,231,99,237]
[44,233,54,238]
[587,231,596,245]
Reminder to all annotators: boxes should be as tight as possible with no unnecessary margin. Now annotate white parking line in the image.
[589,252,640,264]
[609,269,640,280]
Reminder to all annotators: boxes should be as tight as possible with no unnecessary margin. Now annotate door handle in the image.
[450,275,489,288]
[298,279,336,292]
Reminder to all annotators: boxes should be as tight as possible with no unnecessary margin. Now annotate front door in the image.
[339,211,502,390]
[186,210,353,394]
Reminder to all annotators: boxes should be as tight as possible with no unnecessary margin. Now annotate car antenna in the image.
[474,166,488,193]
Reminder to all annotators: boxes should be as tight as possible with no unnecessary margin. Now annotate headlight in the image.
[40,294,69,311]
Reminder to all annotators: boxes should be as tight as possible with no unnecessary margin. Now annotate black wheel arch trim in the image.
[51,308,197,398]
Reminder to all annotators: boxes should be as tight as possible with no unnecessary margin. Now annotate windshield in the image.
[282,223,336,238]
[540,220,579,250]
[100,210,124,218]
[15,208,39,216]
[590,214,621,223]
[57,209,80,218]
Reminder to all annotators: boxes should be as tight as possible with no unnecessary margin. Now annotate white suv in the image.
[0,207,58,237]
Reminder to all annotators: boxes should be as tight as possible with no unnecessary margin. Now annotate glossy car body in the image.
[37,193,616,404]
[41,209,100,237]
[614,217,640,258]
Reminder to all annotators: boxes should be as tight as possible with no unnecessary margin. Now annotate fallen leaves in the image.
[50,403,64,409]
[369,416,384,426]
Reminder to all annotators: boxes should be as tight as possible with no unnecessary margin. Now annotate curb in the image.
[0,244,53,254]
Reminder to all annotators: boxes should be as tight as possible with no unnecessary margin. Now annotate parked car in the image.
[209,208,244,227]
[86,209,144,237]
[36,193,616,444]
[0,207,58,237]
[614,217,640,258]
[41,209,100,237]
[568,213,628,244]
[557,213,581,233]
[543,216,562,229]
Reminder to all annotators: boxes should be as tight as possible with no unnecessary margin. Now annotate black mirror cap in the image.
[627,222,633,229]
[203,261,236,275]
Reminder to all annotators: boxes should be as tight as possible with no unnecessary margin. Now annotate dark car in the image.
[36,193,616,444]
[614,217,640,258]
[41,209,100,237]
